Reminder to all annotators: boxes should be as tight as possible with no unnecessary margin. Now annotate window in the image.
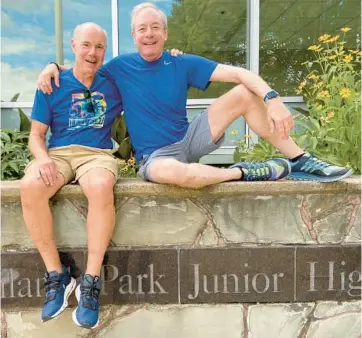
[260,0,361,96]
[1,0,113,103]
[1,2,56,102]
[118,0,248,99]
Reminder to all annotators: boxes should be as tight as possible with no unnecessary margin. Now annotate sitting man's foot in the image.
[41,265,76,322]
[72,273,102,329]
[288,153,353,182]
[230,158,291,181]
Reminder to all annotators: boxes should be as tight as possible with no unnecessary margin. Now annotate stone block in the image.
[112,197,208,246]
[179,247,294,303]
[296,245,361,301]
[1,250,84,307]
[207,196,312,244]
[248,303,313,338]
[99,248,178,304]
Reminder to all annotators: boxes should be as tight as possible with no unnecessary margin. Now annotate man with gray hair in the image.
[39,3,352,187]
[21,22,122,329]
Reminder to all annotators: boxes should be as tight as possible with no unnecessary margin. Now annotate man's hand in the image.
[266,99,295,140]
[37,63,60,95]
[34,157,59,186]
[169,48,184,56]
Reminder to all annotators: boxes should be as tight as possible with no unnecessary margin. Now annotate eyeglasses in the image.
[83,89,95,113]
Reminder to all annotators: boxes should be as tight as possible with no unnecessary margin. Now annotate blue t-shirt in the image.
[99,52,218,161]
[31,69,123,149]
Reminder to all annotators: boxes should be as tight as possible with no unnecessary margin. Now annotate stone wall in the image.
[1,177,361,337]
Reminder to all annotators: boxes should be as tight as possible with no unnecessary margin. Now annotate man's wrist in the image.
[263,90,280,103]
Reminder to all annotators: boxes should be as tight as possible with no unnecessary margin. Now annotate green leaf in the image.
[0,132,11,143]
[293,107,310,117]
[19,109,31,132]
[9,162,19,173]
[10,93,20,102]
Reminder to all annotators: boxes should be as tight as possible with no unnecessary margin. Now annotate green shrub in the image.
[1,129,32,180]
[233,28,361,173]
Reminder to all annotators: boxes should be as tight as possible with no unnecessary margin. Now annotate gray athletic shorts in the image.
[138,110,225,182]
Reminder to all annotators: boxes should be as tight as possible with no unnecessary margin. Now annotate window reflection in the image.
[1,0,113,102]
[118,0,247,99]
[260,0,361,96]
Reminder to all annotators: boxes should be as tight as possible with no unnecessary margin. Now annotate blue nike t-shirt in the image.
[31,69,123,149]
[99,52,218,161]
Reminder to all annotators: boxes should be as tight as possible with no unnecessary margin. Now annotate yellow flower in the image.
[307,74,320,80]
[315,82,323,88]
[308,44,322,51]
[327,111,335,119]
[299,81,306,88]
[296,89,302,94]
[318,34,331,42]
[340,88,351,98]
[344,55,353,63]
[341,27,351,33]
[231,129,238,136]
[318,90,330,98]
[316,104,323,111]
[327,35,340,43]
[244,134,252,139]
[128,157,136,165]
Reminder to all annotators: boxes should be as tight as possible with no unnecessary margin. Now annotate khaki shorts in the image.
[25,145,119,184]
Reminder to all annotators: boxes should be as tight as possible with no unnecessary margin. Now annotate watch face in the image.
[268,91,278,98]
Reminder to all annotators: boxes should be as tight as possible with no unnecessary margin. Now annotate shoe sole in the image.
[42,277,76,322]
[72,285,99,329]
[287,169,353,182]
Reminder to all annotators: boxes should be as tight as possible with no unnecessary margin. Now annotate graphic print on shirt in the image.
[68,91,107,130]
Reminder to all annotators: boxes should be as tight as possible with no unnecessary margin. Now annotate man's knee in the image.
[20,175,48,202]
[149,158,189,185]
[80,170,115,201]
[233,84,258,106]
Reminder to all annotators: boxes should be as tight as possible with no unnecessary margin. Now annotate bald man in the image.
[20,22,122,329]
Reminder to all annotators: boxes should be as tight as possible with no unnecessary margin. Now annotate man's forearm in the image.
[237,68,275,99]
[29,134,49,160]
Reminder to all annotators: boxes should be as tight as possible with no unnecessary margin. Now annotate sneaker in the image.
[288,153,353,182]
[72,274,102,329]
[41,265,76,322]
[230,158,291,181]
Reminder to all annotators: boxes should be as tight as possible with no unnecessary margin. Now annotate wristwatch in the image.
[263,90,280,103]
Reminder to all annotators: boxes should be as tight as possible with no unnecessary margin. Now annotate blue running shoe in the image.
[41,265,76,322]
[230,158,291,181]
[288,153,353,182]
[72,274,102,329]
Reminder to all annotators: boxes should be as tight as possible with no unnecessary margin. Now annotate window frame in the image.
[0,0,305,162]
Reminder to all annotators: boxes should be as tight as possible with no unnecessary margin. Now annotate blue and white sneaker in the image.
[288,153,353,182]
[41,265,76,322]
[72,274,102,329]
[230,158,291,181]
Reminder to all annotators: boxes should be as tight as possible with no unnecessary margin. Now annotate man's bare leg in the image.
[78,168,116,277]
[150,158,242,188]
[207,84,304,158]
[149,84,299,188]
[20,169,65,273]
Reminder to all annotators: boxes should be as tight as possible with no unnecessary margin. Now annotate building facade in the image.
[1,0,360,163]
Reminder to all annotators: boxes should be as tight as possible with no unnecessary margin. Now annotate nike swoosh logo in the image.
[164,61,172,65]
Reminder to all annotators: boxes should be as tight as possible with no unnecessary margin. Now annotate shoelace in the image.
[81,276,100,300]
[303,156,331,172]
[244,163,271,181]
[44,274,62,294]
